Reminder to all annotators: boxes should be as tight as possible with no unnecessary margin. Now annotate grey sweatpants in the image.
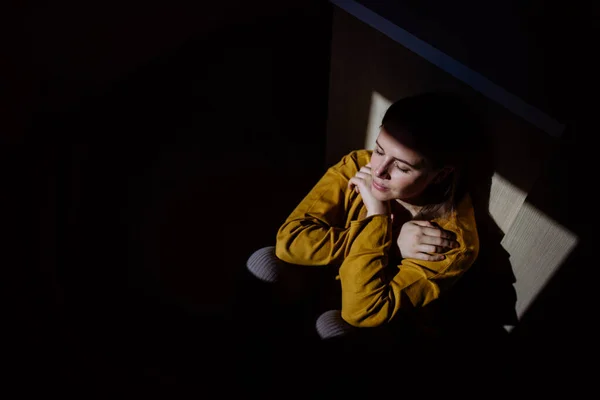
[245,246,356,339]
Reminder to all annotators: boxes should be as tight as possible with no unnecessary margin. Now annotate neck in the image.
[394,183,453,218]
[394,199,423,218]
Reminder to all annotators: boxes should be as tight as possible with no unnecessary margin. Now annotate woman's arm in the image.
[339,197,479,328]
[275,151,375,266]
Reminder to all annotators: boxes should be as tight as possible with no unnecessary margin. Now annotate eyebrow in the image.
[375,140,420,169]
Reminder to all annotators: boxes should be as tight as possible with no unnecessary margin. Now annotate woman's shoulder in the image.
[329,149,372,179]
[434,194,480,261]
[434,193,475,227]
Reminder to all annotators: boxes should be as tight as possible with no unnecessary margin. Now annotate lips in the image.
[372,181,389,192]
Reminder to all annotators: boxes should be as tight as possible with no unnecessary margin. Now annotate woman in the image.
[247,92,481,341]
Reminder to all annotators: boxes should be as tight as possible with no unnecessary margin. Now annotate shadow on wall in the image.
[432,126,519,334]
[404,100,519,340]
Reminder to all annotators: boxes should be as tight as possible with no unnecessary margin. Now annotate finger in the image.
[410,221,457,240]
[359,166,372,174]
[349,176,365,186]
[418,244,449,254]
[354,171,371,180]
[421,226,457,240]
[348,176,366,193]
[352,174,372,189]
[410,220,436,228]
[411,252,446,262]
[420,236,460,249]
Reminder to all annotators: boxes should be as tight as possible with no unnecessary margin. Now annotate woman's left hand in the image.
[348,163,388,218]
[396,220,459,261]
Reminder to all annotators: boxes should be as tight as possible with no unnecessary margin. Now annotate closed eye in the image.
[375,147,409,173]
[396,163,410,173]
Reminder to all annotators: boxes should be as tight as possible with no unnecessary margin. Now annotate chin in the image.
[373,191,393,202]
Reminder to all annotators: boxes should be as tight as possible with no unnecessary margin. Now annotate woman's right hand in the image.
[348,163,388,218]
[396,220,460,261]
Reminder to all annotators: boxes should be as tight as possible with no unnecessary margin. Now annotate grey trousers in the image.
[246,246,357,340]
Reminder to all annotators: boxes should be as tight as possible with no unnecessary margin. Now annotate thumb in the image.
[411,220,434,227]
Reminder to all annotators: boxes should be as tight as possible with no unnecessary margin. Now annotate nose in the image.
[373,159,391,179]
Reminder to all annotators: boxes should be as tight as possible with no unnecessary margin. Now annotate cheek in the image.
[389,174,430,196]
[389,175,414,191]
[370,153,381,167]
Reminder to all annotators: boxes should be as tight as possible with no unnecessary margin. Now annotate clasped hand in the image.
[347,163,387,218]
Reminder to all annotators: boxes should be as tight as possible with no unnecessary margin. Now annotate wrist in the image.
[366,209,388,218]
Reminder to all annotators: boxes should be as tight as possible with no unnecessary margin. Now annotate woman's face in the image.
[369,128,445,203]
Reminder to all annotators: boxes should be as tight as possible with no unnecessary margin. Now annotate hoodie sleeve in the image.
[339,195,480,327]
[275,151,373,266]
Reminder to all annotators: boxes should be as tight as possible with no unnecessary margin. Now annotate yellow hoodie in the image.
[275,149,479,328]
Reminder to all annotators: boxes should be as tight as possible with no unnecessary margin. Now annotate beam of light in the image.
[364,91,392,150]
[501,201,578,330]
[489,173,530,235]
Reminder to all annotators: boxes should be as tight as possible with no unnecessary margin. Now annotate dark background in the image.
[2,0,595,394]
[354,0,587,123]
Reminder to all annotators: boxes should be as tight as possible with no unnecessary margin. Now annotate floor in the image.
[29,10,338,393]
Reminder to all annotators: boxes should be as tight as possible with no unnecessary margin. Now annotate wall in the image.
[326,2,592,389]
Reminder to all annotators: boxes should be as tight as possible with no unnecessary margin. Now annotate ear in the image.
[434,166,454,184]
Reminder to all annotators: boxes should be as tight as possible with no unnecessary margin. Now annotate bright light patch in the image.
[364,91,392,150]
[489,172,529,235]
[501,201,578,331]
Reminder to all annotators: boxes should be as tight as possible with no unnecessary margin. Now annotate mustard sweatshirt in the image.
[275,149,479,328]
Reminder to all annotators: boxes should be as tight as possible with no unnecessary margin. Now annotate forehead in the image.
[376,128,426,167]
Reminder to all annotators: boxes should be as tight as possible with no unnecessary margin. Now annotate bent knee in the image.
[246,246,286,283]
